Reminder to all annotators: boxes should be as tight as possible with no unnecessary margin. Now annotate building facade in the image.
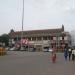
[70,31,75,47]
[8,25,71,51]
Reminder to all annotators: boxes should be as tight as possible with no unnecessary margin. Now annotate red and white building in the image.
[8,25,71,51]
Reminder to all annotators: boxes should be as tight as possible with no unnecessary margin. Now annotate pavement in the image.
[0,51,75,75]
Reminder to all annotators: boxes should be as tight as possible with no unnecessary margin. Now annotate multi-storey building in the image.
[8,25,71,51]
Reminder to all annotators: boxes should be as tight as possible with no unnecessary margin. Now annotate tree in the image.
[0,34,9,46]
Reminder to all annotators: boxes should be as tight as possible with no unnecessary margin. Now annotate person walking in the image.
[68,47,72,61]
[64,46,68,60]
[51,47,57,63]
[51,51,56,63]
[72,49,75,61]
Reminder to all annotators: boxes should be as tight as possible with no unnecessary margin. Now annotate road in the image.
[0,51,75,75]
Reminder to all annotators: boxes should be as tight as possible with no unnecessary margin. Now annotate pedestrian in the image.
[72,49,75,61]
[68,47,72,61]
[51,46,57,63]
[64,46,68,60]
[51,51,56,63]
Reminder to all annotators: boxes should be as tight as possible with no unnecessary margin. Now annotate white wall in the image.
[70,31,75,46]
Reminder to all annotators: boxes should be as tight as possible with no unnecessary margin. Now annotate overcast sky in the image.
[0,0,75,35]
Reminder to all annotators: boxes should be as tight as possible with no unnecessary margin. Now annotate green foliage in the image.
[0,34,9,46]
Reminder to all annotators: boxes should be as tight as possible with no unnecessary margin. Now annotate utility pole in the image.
[21,0,24,50]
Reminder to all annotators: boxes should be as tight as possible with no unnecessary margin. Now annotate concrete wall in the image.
[70,31,75,46]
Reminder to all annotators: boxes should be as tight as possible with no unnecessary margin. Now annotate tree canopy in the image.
[0,34,9,46]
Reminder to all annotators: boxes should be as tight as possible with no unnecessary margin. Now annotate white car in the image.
[10,47,15,51]
[48,48,53,52]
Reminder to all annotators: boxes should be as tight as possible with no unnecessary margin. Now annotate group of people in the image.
[51,46,75,63]
[64,46,75,61]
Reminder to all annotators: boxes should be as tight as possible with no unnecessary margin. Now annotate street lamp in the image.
[20,0,24,50]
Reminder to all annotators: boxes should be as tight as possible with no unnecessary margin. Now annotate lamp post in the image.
[21,0,24,50]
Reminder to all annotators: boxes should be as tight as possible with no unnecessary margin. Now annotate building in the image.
[70,30,75,47]
[8,25,71,52]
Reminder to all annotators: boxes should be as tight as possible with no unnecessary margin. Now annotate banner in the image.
[21,39,29,45]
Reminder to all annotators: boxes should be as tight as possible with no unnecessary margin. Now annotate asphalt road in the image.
[0,51,75,75]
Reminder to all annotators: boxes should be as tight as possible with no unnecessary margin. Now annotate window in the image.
[28,37,31,41]
[62,37,64,40]
[47,36,50,40]
[53,37,56,40]
[32,37,36,41]
[51,36,53,40]
[43,36,47,40]
[60,37,62,40]
[37,37,41,40]
[64,36,67,40]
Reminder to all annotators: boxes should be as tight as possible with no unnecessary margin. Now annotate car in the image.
[10,47,16,51]
[48,48,53,52]
[43,49,48,52]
